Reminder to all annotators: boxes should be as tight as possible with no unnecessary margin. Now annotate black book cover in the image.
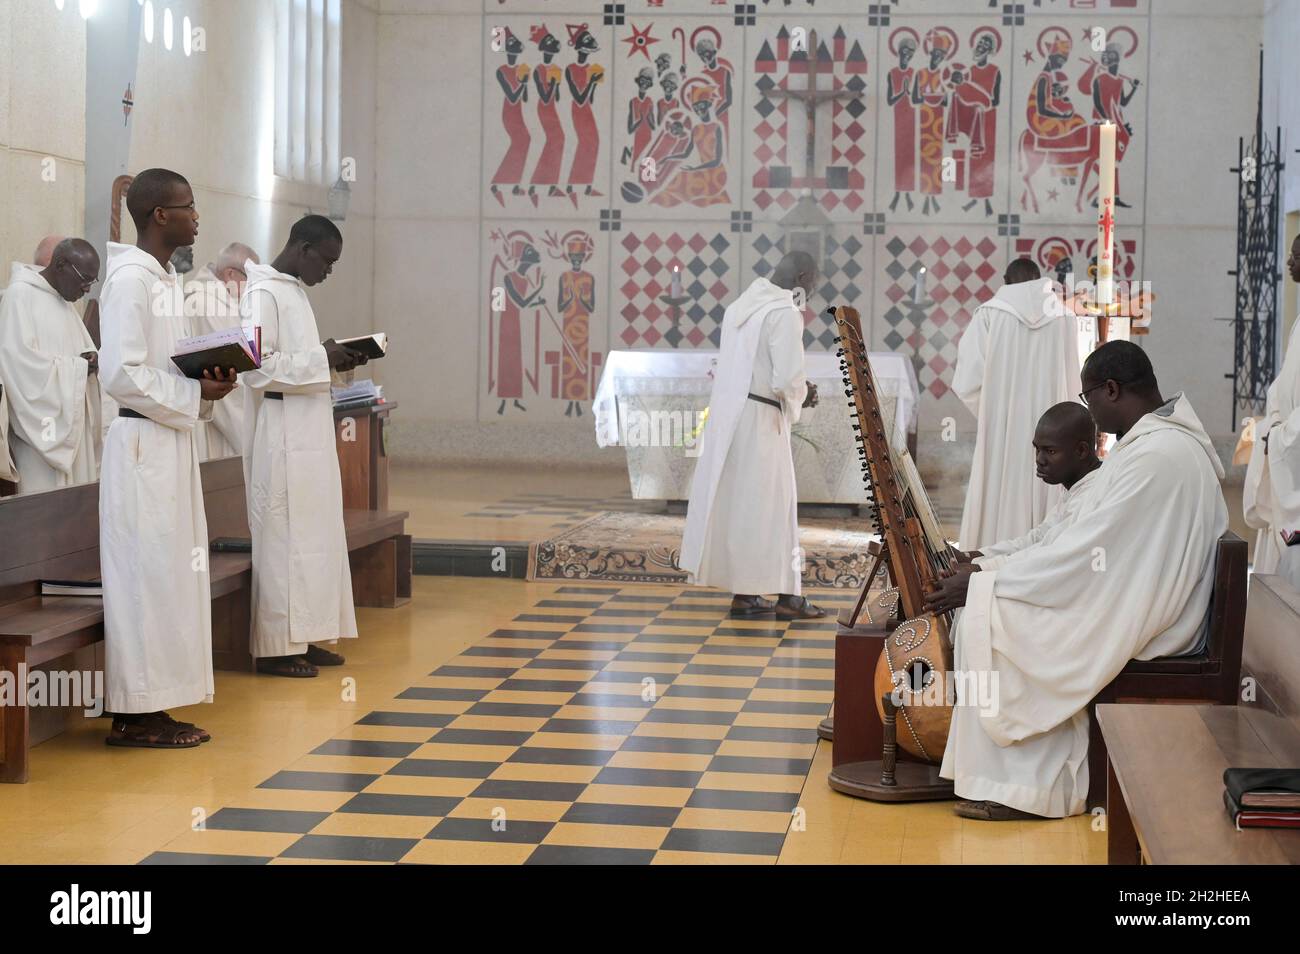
[172,342,259,380]
[210,537,253,553]
[337,334,387,360]
[1223,767,1300,804]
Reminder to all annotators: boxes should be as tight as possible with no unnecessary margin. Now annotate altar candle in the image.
[1096,121,1117,307]
[912,266,927,306]
[670,265,683,299]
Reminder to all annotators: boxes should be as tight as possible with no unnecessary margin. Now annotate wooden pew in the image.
[1098,573,1300,864]
[0,457,410,783]
[1084,530,1248,807]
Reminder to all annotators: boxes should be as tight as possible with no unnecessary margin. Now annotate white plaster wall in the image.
[1262,0,1300,361]
[1,0,378,342]
[1144,1,1263,438]
[0,0,86,273]
[373,9,480,433]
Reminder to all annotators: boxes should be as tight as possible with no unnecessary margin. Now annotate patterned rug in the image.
[528,511,877,588]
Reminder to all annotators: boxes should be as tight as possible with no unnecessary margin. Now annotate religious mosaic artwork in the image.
[1012,20,1146,218]
[1014,231,1139,288]
[747,23,871,218]
[483,226,608,419]
[616,228,736,348]
[484,20,611,214]
[476,6,1154,418]
[876,230,1006,399]
[612,20,740,216]
[877,22,1012,222]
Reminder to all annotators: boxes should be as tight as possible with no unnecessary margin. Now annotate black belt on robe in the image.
[264,392,284,400]
[118,408,147,420]
[746,392,782,410]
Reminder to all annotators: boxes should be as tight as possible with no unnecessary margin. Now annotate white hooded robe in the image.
[240,261,357,659]
[953,279,1082,550]
[0,383,17,484]
[680,277,808,596]
[940,394,1227,817]
[0,263,101,492]
[98,242,215,713]
[1243,317,1300,591]
[974,467,1101,571]
[183,265,246,461]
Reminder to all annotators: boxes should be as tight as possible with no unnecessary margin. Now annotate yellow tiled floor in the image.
[0,575,1100,865]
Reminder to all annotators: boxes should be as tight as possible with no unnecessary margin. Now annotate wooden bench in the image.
[0,457,410,782]
[1099,573,1300,864]
[1085,530,1248,806]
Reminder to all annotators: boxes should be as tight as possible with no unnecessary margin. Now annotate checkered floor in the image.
[142,584,846,865]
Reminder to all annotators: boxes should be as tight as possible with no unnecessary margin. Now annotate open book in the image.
[40,579,103,598]
[171,327,260,379]
[337,333,388,360]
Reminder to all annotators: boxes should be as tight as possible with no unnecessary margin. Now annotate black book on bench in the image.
[210,537,253,553]
[1223,768,1300,810]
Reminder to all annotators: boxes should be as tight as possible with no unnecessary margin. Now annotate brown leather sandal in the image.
[775,595,829,620]
[256,655,319,678]
[953,799,1045,822]
[105,714,203,749]
[305,644,346,666]
[729,595,776,618]
[159,711,211,743]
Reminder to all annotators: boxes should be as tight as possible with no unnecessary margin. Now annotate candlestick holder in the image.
[1075,300,1131,343]
[659,291,692,327]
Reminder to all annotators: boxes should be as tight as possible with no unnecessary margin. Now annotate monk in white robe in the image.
[1244,237,1300,591]
[184,242,258,460]
[0,237,60,311]
[927,342,1227,819]
[240,215,367,677]
[99,169,237,747]
[956,402,1101,571]
[0,382,17,485]
[0,240,102,492]
[953,258,1081,551]
[681,251,827,620]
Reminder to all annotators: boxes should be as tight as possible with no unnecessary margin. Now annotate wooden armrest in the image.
[343,509,409,550]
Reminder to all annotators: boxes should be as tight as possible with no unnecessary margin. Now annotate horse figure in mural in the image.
[1017,122,1122,214]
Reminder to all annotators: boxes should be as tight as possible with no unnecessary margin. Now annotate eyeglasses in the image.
[154,202,197,213]
[64,258,97,289]
[1079,378,1133,406]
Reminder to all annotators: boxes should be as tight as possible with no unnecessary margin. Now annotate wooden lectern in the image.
[335,401,397,511]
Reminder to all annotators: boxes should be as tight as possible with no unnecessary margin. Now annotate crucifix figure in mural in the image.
[767,29,864,211]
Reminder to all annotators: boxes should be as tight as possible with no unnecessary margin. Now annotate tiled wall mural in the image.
[478,0,1150,419]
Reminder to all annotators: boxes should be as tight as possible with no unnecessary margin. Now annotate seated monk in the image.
[952,401,1102,571]
[925,341,1228,821]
